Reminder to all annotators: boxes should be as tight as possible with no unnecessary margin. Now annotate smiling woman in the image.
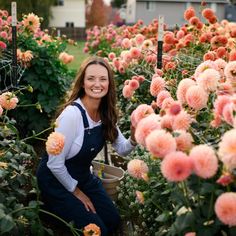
[36,56,137,236]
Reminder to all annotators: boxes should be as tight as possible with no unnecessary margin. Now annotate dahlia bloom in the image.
[218,129,236,170]
[22,13,40,33]
[161,151,192,182]
[217,173,234,186]
[135,33,145,45]
[202,8,215,20]
[130,47,141,59]
[196,69,220,92]
[121,38,131,49]
[131,104,154,127]
[160,115,173,130]
[156,90,171,108]
[59,52,74,64]
[141,39,153,50]
[161,97,175,111]
[0,92,19,110]
[150,76,166,97]
[215,192,236,226]
[194,60,218,79]
[83,223,101,236]
[172,111,192,131]
[129,79,139,90]
[184,7,195,21]
[127,159,149,179]
[167,101,182,116]
[222,103,234,126]
[122,85,134,99]
[186,85,209,110]
[189,145,218,179]
[224,61,236,86]
[136,190,145,204]
[135,114,161,146]
[146,129,176,158]
[213,95,231,116]
[185,232,196,236]
[174,130,193,152]
[46,132,65,156]
[176,79,196,104]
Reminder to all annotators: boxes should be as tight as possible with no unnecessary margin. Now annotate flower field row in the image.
[85,5,236,236]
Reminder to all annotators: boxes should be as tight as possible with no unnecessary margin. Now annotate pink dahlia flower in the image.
[215,192,236,226]
[127,159,149,179]
[218,129,236,170]
[161,151,192,182]
[189,145,218,179]
[150,76,165,97]
[135,114,161,146]
[174,130,193,152]
[186,85,209,110]
[146,129,176,158]
[176,79,196,104]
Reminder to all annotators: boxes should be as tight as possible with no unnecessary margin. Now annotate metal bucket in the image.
[92,161,124,201]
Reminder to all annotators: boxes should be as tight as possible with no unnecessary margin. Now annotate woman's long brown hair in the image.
[57,56,118,142]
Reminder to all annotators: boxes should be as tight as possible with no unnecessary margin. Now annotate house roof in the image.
[136,0,228,3]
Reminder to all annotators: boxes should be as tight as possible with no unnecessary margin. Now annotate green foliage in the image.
[116,147,173,235]
[14,36,74,136]
[0,0,55,28]
[111,0,125,8]
[0,115,47,235]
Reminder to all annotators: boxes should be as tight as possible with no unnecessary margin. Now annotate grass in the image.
[66,41,88,71]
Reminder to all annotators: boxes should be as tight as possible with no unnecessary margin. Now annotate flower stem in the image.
[207,192,214,220]
[9,206,81,236]
[151,199,164,212]
[21,126,53,142]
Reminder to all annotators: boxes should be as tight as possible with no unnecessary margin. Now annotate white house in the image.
[49,0,86,39]
[126,0,229,28]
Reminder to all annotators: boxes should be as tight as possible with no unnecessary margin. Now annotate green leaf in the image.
[0,215,16,234]
[200,183,215,194]
[155,211,170,222]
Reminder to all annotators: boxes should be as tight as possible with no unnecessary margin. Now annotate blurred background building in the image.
[1,0,235,40]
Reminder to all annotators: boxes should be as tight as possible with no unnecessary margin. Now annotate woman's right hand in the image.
[73,187,96,214]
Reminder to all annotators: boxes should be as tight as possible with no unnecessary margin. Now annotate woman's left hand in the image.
[130,124,137,145]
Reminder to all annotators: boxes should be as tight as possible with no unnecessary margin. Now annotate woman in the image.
[37,56,137,235]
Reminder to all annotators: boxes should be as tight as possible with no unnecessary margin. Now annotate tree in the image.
[86,0,111,28]
[0,0,55,28]
[111,0,125,8]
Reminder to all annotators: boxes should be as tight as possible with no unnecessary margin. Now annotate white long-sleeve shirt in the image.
[47,98,135,192]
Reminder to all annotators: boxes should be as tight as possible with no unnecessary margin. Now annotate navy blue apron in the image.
[36,102,120,236]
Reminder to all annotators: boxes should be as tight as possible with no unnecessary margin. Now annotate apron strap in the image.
[71,102,89,129]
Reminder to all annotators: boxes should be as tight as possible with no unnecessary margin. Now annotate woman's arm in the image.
[47,105,82,192]
[112,126,136,157]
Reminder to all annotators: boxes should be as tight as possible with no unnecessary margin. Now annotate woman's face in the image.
[83,64,109,100]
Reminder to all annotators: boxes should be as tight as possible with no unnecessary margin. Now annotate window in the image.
[54,0,64,6]
[146,2,155,11]
[65,22,74,28]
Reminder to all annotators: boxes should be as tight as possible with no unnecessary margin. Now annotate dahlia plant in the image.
[0,9,76,137]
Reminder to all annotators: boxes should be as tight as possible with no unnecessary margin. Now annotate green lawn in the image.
[66,41,88,71]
